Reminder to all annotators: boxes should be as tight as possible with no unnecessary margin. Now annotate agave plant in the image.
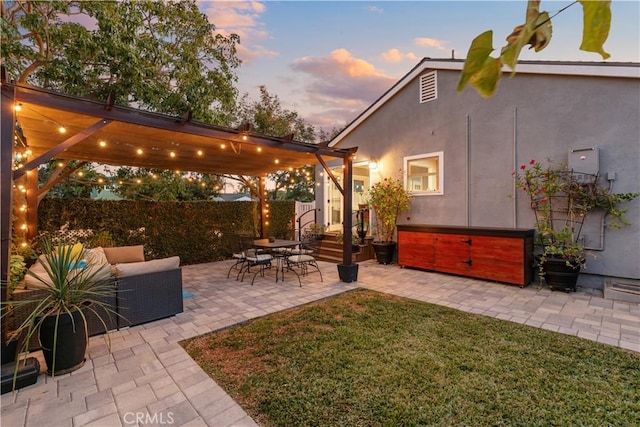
[2,238,118,384]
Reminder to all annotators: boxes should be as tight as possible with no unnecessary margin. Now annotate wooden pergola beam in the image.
[13,119,111,180]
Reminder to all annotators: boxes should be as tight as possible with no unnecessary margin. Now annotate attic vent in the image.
[419,71,437,103]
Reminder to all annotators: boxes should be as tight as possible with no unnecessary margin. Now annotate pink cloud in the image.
[381,49,404,63]
[290,49,397,129]
[380,49,420,63]
[414,37,447,50]
[199,1,275,64]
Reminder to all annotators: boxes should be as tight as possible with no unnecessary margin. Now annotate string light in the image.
[14,103,22,112]
[58,125,66,134]
[136,148,143,155]
[99,141,107,147]
[169,151,176,158]
[197,150,203,156]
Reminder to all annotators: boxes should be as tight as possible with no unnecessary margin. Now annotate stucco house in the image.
[318,58,640,293]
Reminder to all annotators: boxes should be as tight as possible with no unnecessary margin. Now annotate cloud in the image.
[366,6,384,14]
[380,48,420,63]
[290,49,396,127]
[414,37,447,50]
[199,1,277,64]
[381,48,404,63]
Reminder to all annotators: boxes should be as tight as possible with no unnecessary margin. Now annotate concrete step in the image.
[604,280,640,304]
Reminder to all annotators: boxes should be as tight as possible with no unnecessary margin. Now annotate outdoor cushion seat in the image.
[240,250,273,285]
[284,239,323,286]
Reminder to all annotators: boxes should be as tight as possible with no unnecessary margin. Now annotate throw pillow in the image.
[103,245,145,264]
[85,247,109,265]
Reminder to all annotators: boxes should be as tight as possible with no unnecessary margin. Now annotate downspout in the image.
[465,114,470,226]
[513,107,518,228]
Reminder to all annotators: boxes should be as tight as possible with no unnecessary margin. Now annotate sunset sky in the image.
[197,1,640,134]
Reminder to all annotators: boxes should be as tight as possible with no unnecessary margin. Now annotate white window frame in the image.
[404,151,444,196]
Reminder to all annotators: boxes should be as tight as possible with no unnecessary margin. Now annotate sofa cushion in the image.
[103,245,145,264]
[115,256,180,277]
[25,258,112,289]
[85,247,109,266]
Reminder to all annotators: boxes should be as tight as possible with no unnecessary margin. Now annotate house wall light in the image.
[369,157,378,170]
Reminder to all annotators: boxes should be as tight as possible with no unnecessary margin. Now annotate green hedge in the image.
[37,199,295,265]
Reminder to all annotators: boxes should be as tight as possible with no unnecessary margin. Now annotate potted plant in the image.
[336,230,360,254]
[306,222,326,240]
[1,238,117,383]
[367,176,411,264]
[355,210,368,244]
[515,159,638,291]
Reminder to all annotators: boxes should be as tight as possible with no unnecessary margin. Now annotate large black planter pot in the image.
[542,257,581,292]
[372,242,396,264]
[337,264,359,283]
[1,338,18,364]
[39,309,88,376]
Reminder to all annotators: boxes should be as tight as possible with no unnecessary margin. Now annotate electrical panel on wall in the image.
[569,146,599,183]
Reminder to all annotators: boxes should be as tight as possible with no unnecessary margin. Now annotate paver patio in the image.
[2,260,639,426]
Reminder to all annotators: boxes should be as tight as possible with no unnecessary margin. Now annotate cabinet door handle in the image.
[461,259,472,266]
[462,239,472,245]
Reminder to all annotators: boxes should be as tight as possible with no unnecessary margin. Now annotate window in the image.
[419,71,437,103]
[404,152,443,195]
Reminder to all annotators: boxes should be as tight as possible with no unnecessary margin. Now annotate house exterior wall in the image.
[323,64,640,288]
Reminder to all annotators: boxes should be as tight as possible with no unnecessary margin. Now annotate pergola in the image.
[1,80,358,298]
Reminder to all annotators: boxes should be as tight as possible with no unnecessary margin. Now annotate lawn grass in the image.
[181,289,640,426]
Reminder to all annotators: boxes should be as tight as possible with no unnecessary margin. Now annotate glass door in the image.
[326,163,370,232]
[327,166,343,232]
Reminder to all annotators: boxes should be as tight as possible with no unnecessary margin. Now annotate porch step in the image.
[315,233,374,264]
[604,281,640,304]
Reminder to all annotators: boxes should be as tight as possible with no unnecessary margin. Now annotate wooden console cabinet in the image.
[397,225,534,286]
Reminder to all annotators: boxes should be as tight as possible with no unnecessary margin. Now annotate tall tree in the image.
[1,0,240,124]
[3,0,240,201]
[232,86,317,201]
[110,167,224,201]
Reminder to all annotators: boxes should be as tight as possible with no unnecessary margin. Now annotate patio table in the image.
[252,239,301,282]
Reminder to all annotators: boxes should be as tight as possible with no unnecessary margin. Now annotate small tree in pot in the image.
[367,177,411,264]
[1,238,118,385]
[515,159,638,291]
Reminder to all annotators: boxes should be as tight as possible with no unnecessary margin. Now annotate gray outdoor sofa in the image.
[18,245,183,349]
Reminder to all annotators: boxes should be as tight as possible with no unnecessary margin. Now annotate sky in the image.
[197,0,640,135]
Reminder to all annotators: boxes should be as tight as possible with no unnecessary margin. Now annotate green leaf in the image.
[469,57,502,98]
[501,0,552,70]
[578,0,611,59]
[457,30,494,92]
